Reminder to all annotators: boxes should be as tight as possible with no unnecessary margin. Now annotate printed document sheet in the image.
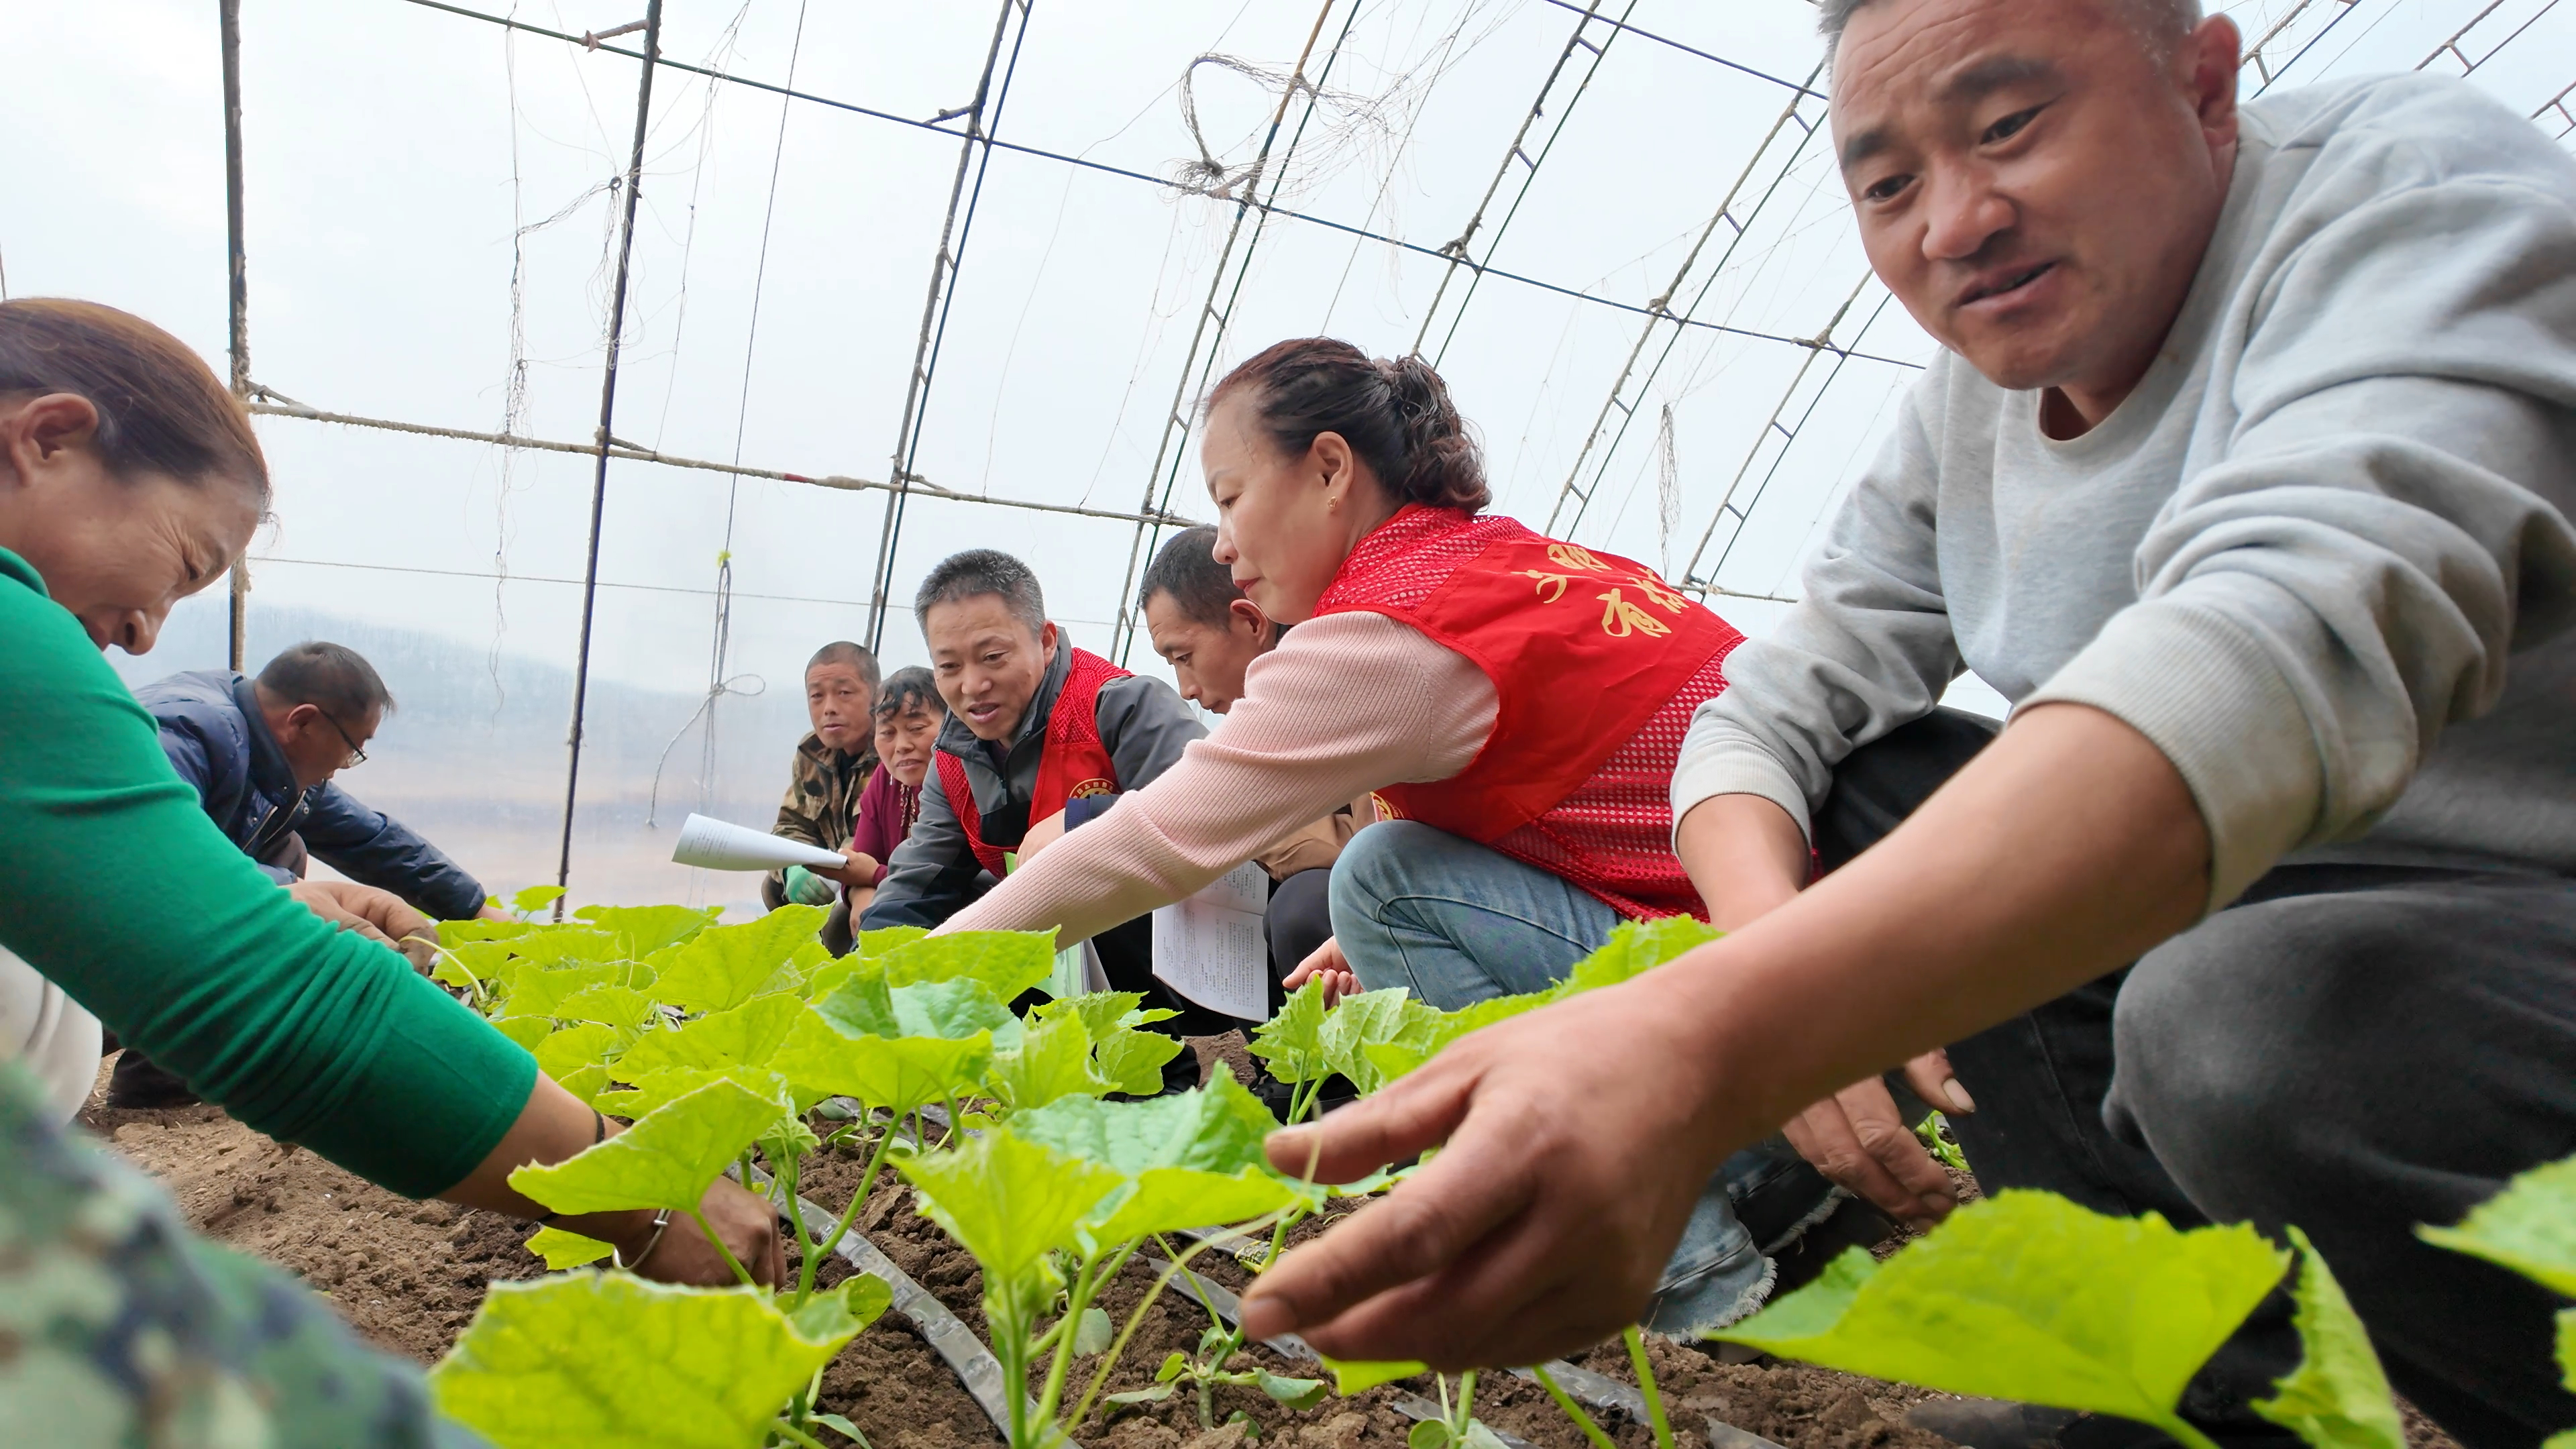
[1151,861,1269,1020]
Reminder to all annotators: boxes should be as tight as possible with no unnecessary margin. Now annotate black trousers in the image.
[1822,710,2576,1449]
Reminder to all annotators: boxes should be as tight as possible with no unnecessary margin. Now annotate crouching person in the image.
[859,550,1228,1094]
[922,339,1846,1334]
[765,641,882,916]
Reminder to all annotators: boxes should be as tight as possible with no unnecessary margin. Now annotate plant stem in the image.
[996,1294,1032,1449]
[1456,1370,1479,1435]
[798,1125,899,1304]
[688,1207,759,1288]
[2153,1415,2229,1449]
[1066,1230,1234,1432]
[1531,1364,1621,1449]
[1157,1234,1230,1332]
[1034,1254,1104,1434]
[1623,1326,1674,1449]
[769,1421,832,1449]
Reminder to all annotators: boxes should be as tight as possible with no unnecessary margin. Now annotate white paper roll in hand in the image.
[672,814,849,873]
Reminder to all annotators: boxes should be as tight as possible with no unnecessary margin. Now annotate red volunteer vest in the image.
[1314,505,1743,920]
[936,647,1128,879]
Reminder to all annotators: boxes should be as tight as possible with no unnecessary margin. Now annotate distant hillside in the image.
[114,602,819,914]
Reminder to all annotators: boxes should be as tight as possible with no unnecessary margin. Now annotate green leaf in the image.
[507,884,567,914]
[523,1226,614,1270]
[653,907,830,1014]
[875,929,1057,999]
[860,925,928,955]
[1010,1075,1279,1177]
[1108,1385,1179,1407]
[490,1016,554,1052]
[441,918,541,948]
[509,1077,786,1216]
[596,1067,792,1122]
[812,1412,868,1444]
[1709,1191,2290,1436]
[1092,1026,1187,1096]
[1325,1358,1426,1395]
[897,1131,1122,1294]
[438,940,520,992]
[504,930,625,968]
[556,983,663,1030]
[2418,1154,2576,1298]
[786,1274,894,1343]
[1247,979,1332,1083]
[555,1065,614,1107]
[1094,1167,1301,1245]
[1318,988,1441,1095]
[1031,991,1152,1037]
[1461,1419,1511,1449]
[1257,1373,1328,1411]
[533,1022,625,1082]
[1408,1419,1451,1449]
[2252,1227,2405,1449]
[497,963,622,1020]
[616,995,812,1079]
[429,1274,853,1449]
[1557,916,1719,994]
[1073,1305,1114,1356]
[797,975,1006,1112]
[1157,1351,1191,1383]
[577,904,722,959]
[989,1012,1106,1112]
[2559,1307,2575,1391]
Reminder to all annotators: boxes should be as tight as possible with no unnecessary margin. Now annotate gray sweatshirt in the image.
[1674,74,2576,910]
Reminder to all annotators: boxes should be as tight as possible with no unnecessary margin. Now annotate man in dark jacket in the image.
[862,551,1218,1088]
[112,643,496,1106]
[133,644,490,918]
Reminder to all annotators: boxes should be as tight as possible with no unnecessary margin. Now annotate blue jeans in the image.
[1330,820,1833,1334]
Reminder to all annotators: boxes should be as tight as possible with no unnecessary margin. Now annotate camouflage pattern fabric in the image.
[763,733,875,909]
[0,1065,486,1448]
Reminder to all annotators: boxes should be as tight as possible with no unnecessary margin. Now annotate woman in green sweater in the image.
[0,297,778,1285]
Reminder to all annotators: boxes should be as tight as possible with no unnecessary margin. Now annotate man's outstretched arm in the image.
[1236,701,2209,1370]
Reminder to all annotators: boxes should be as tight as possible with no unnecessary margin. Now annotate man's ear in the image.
[1227,598,1271,639]
[1038,619,1059,656]
[2182,13,2242,150]
[279,702,323,737]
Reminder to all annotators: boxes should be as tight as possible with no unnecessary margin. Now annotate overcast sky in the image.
[5,0,2570,901]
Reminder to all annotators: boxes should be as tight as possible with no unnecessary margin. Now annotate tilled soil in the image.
[83,1049,2465,1449]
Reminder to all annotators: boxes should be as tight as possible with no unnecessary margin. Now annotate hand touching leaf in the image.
[510,1078,785,1217]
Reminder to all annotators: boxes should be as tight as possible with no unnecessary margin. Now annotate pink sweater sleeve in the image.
[941,612,1497,944]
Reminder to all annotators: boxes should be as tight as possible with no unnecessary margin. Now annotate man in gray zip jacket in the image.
[1238,4,2576,1447]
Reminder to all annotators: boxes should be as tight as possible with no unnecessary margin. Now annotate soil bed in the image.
[84,1049,2463,1449]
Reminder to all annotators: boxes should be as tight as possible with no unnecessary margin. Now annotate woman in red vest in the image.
[941,337,1851,1332]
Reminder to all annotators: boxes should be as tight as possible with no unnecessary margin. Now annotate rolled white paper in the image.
[671,812,849,873]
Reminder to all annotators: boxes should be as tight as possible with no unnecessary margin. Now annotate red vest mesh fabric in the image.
[1315,506,1741,920]
[936,646,1130,879]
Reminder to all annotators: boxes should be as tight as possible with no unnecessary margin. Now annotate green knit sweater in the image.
[0,547,535,1197]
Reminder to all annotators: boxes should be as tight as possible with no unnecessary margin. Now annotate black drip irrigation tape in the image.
[749,1164,1051,1444]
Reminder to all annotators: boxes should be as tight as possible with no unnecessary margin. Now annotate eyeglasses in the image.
[316,708,369,769]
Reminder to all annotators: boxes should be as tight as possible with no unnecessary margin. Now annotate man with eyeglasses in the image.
[115,641,502,1106]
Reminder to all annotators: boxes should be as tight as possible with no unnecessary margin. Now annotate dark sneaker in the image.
[105,1051,202,1110]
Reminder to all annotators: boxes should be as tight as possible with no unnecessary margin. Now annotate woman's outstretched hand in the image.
[1281,936,1360,1005]
[1236,971,1738,1370]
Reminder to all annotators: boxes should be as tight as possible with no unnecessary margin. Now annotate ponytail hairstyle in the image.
[1206,337,1488,513]
[0,299,269,504]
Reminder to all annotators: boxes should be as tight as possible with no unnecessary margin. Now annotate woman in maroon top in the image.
[846,666,942,912]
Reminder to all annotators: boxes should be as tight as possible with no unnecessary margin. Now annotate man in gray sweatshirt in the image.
[1236,3,2576,1446]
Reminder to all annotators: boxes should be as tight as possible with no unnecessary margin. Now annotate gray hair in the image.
[914,549,1047,639]
[1818,0,2203,62]
[258,641,394,719]
[806,640,880,692]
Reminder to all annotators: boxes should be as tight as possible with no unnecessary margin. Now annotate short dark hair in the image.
[1139,527,1248,631]
[873,665,943,723]
[1817,0,2201,60]
[806,641,879,692]
[914,549,1046,638]
[258,641,394,719]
